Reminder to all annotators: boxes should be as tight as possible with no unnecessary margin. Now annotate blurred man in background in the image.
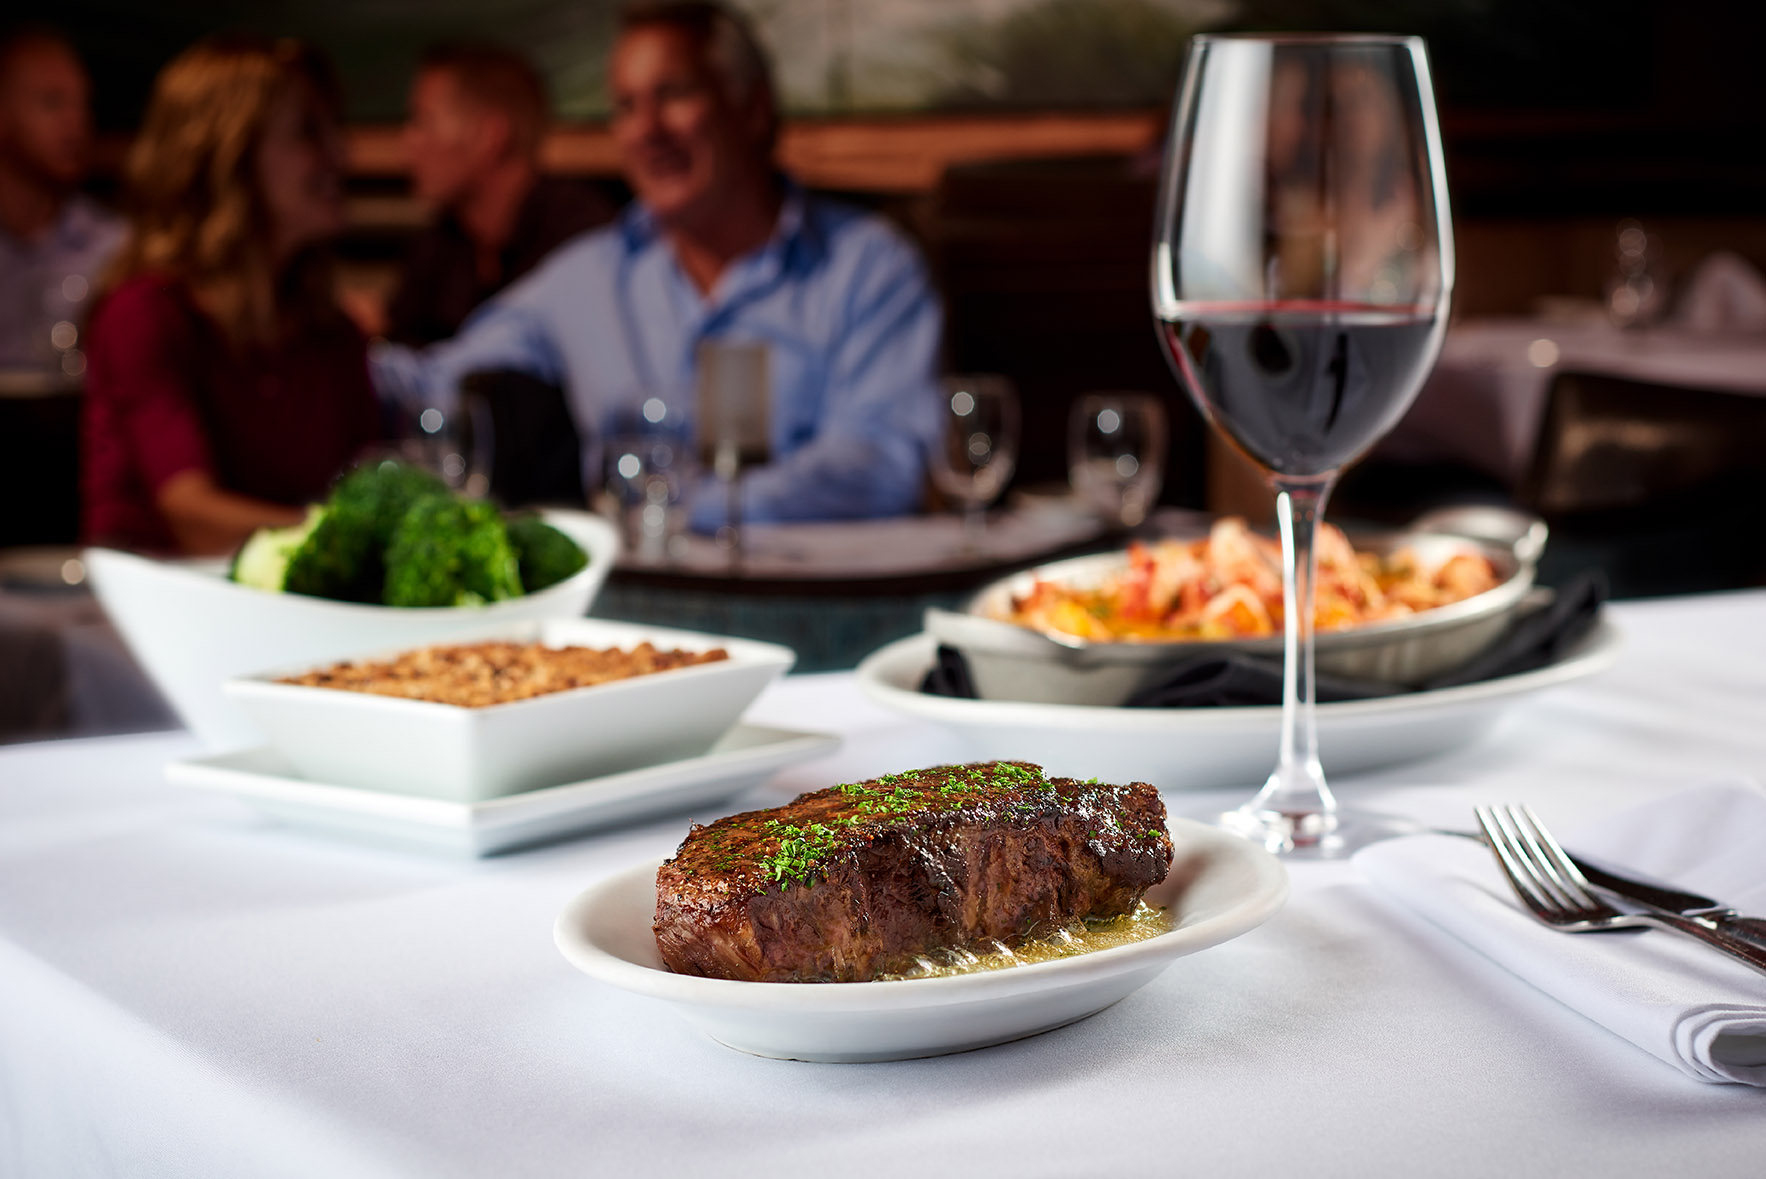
[0,26,123,372]
[385,42,614,346]
[374,1,942,530]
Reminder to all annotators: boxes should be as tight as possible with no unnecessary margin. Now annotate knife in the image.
[1569,854,1766,950]
[1444,827,1766,948]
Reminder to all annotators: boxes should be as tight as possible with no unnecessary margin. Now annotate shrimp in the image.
[1203,518,1282,603]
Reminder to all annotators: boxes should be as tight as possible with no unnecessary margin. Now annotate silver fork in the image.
[1474,804,1766,978]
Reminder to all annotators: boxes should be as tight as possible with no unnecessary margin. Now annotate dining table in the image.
[1379,316,1766,488]
[2,588,1764,1177]
[594,503,1114,672]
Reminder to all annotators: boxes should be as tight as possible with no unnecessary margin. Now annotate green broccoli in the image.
[330,460,450,548]
[382,494,524,607]
[505,515,588,593]
[229,506,328,593]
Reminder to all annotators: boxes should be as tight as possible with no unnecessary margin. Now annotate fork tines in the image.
[1475,804,1608,922]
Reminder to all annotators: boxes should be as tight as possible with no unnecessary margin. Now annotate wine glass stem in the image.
[1249,477,1337,829]
[962,499,986,550]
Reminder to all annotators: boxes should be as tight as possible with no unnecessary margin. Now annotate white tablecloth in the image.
[1382,318,1766,486]
[3,592,1765,1177]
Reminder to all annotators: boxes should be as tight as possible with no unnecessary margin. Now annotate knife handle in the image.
[1711,915,1766,951]
[1642,912,1766,977]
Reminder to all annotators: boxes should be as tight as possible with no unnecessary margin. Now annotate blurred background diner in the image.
[2,0,1763,738]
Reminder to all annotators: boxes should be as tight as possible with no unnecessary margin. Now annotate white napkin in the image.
[1672,251,1766,335]
[1356,780,1766,1086]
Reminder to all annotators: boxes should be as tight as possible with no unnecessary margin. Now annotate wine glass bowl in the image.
[1151,34,1454,855]
[930,375,1020,548]
[1068,392,1168,528]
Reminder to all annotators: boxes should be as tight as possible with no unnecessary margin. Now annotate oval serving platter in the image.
[553,817,1288,1062]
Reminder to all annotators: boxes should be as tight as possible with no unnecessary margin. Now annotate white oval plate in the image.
[854,621,1621,789]
[553,818,1288,1062]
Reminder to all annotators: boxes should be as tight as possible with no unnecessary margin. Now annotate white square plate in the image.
[165,724,839,857]
[225,618,796,803]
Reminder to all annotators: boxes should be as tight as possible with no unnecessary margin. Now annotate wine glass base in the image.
[1212,803,1420,859]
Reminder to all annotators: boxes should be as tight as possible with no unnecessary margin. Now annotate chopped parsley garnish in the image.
[742,763,1066,890]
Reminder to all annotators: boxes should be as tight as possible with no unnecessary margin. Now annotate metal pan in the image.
[925,506,1546,706]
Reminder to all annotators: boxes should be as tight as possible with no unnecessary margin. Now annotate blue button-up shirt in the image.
[372,187,943,529]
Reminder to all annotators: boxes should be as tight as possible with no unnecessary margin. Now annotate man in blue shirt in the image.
[374,1,943,530]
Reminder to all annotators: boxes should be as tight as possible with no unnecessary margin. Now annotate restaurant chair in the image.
[1519,370,1766,594]
[458,369,585,509]
[0,379,82,547]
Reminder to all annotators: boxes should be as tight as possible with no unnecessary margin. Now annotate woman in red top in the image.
[82,37,381,554]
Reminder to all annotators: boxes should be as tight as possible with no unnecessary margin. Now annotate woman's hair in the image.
[108,35,343,346]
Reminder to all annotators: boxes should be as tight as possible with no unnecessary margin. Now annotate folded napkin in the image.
[921,570,1607,707]
[1356,781,1766,1086]
[1672,250,1766,335]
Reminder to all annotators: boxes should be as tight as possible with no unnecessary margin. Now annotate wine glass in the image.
[1068,392,1168,528]
[930,375,1020,550]
[1151,35,1454,855]
[401,392,492,499]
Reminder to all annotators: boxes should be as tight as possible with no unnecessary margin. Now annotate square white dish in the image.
[165,723,839,857]
[224,618,795,803]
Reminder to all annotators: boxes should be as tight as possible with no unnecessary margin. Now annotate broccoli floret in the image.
[229,507,327,593]
[277,460,452,602]
[505,515,588,593]
[330,460,450,549]
[281,503,379,601]
[383,495,524,607]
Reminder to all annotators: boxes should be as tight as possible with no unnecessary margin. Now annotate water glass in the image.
[603,397,691,561]
[696,340,771,563]
[1068,392,1168,528]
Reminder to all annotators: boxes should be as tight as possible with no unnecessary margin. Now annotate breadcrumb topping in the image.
[280,641,729,707]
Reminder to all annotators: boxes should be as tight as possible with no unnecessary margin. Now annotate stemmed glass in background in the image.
[1151,34,1454,854]
[930,375,1020,552]
[402,392,492,499]
[1068,392,1168,529]
[696,340,772,568]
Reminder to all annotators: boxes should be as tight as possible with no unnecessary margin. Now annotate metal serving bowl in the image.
[924,506,1547,707]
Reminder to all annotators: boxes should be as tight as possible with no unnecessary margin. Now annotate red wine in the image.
[1158,301,1443,478]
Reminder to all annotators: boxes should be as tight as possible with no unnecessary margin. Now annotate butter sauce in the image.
[877,902,1173,981]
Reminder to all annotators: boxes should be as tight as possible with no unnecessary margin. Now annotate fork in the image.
[1474,804,1766,978]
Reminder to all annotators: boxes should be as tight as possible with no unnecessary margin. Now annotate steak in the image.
[653,761,1172,983]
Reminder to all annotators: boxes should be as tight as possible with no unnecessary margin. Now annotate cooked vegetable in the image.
[228,460,585,608]
[506,514,589,593]
[229,506,328,593]
[383,495,524,608]
[330,460,449,550]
